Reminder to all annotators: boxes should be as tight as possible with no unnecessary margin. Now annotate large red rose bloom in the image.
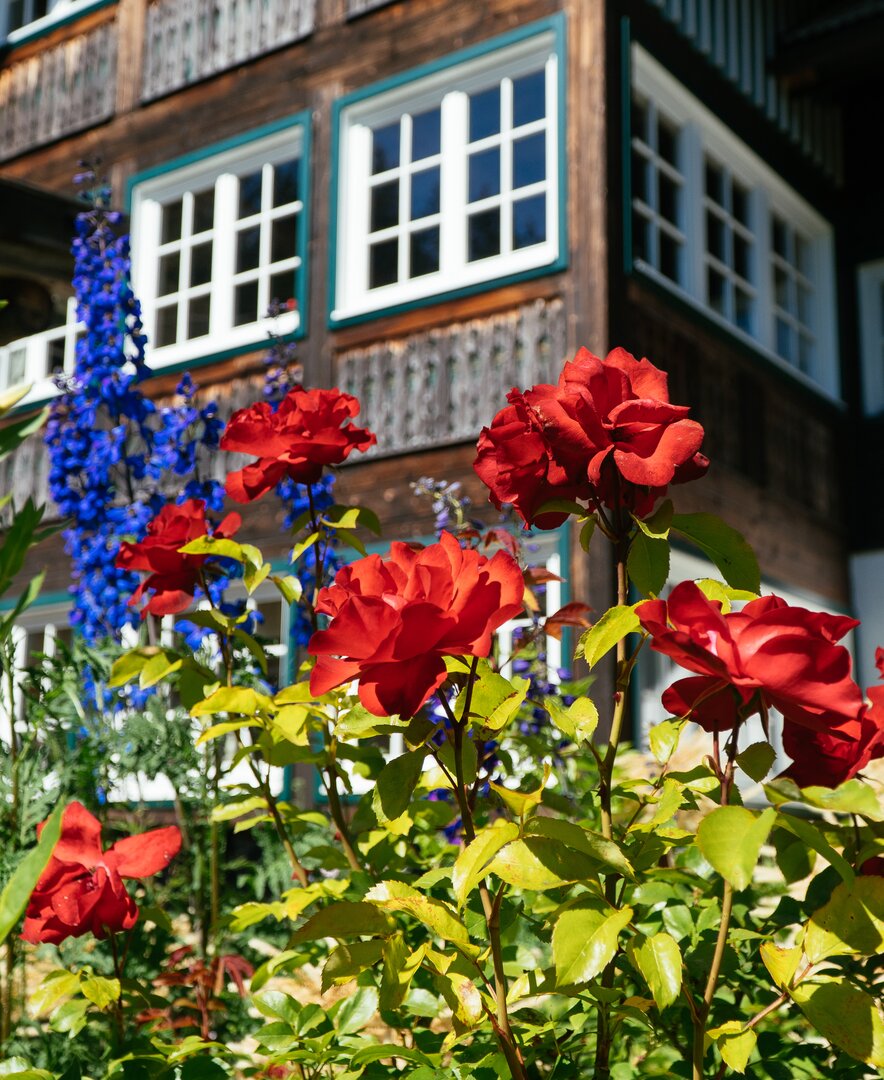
[474,347,708,528]
[22,802,181,945]
[221,386,376,503]
[307,531,525,718]
[636,581,864,739]
[116,499,241,617]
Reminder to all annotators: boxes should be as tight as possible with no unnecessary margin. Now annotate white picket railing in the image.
[0,298,80,398]
[141,0,316,101]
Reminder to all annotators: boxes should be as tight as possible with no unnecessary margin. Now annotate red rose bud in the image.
[474,347,708,529]
[116,499,241,617]
[21,802,181,945]
[307,531,524,718]
[636,581,864,738]
[221,386,376,503]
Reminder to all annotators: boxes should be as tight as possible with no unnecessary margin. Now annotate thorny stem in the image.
[594,533,630,1080]
[2,646,21,1045]
[439,664,528,1080]
[304,485,363,875]
[108,931,126,1050]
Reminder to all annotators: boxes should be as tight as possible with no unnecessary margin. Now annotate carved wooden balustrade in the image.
[141,0,316,101]
[0,19,117,161]
[336,299,568,457]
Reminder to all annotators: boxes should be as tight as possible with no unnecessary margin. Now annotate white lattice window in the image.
[630,94,686,287]
[332,23,562,322]
[858,260,884,415]
[131,124,306,368]
[630,46,839,399]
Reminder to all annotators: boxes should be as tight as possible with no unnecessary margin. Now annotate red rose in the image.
[636,582,864,738]
[221,387,376,503]
[307,531,524,717]
[474,347,708,528]
[116,499,241,617]
[21,802,181,945]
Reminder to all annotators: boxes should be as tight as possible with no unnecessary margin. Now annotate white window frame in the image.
[631,45,840,401]
[0,295,80,399]
[332,28,561,323]
[858,259,884,415]
[130,126,304,370]
[2,0,105,42]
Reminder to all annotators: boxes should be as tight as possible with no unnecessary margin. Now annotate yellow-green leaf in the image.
[791,978,884,1067]
[365,881,471,948]
[292,902,396,943]
[804,876,884,963]
[759,942,802,989]
[487,836,599,891]
[544,697,599,742]
[490,764,550,820]
[648,718,685,764]
[452,823,520,908]
[553,902,633,986]
[580,605,641,668]
[191,686,274,717]
[79,975,120,1010]
[321,940,385,992]
[632,932,682,1010]
[708,1022,757,1073]
[697,806,776,891]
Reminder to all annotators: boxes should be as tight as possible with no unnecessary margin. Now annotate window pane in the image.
[513,132,545,189]
[410,227,440,278]
[47,340,65,377]
[776,317,793,360]
[705,160,724,205]
[796,234,812,277]
[513,69,545,127]
[190,241,213,286]
[659,174,680,225]
[798,333,813,372]
[187,294,211,338]
[774,265,790,309]
[371,180,400,232]
[660,233,682,283]
[632,149,649,203]
[235,281,259,325]
[706,210,725,261]
[156,304,178,346]
[193,189,215,233]
[773,217,787,258]
[797,282,813,325]
[657,119,679,166]
[271,215,298,263]
[9,1,25,31]
[732,182,750,226]
[735,288,753,333]
[632,210,649,263]
[236,226,261,273]
[734,234,751,280]
[412,108,441,160]
[372,122,400,173]
[410,167,440,220]
[269,270,296,308]
[513,194,546,249]
[161,199,183,243]
[158,251,180,295]
[631,96,648,141]
[469,147,500,202]
[238,170,263,218]
[369,238,399,288]
[273,159,300,207]
[468,208,500,261]
[470,86,501,141]
[707,267,726,314]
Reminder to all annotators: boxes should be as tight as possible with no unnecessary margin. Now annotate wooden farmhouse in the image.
[0,0,883,765]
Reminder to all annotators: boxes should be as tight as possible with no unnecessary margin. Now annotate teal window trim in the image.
[125,109,313,345]
[309,524,571,806]
[327,12,568,329]
[0,588,70,614]
[2,0,115,51]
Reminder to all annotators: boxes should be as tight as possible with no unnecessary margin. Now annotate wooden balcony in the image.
[346,0,394,17]
[141,0,316,102]
[336,298,567,457]
[0,18,117,161]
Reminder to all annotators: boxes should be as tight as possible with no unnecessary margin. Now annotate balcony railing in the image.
[142,0,316,101]
[0,18,117,161]
[336,298,567,457]
[0,298,80,399]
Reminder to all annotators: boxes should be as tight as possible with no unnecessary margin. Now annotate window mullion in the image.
[684,123,704,301]
[213,173,237,338]
[442,90,468,279]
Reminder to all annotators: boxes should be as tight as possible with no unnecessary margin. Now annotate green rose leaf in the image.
[321,940,385,992]
[628,530,670,597]
[648,718,685,764]
[707,1022,757,1074]
[459,670,530,732]
[759,941,802,989]
[488,837,599,891]
[670,512,761,593]
[333,986,379,1034]
[544,696,599,743]
[553,902,633,986]
[791,978,884,1067]
[380,934,427,1011]
[523,816,635,879]
[191,686,274,717]
[365,881,471,948]
[0,801,63,947]
[580,604,641,668]
[452,822,520,908]
[804,876,884,962]
[697,806,776,891]
[372,748,426,823]
[631,932,682,1010]
[736,741,776,783]
[79,975,121,1011]
[292,902,396,943]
